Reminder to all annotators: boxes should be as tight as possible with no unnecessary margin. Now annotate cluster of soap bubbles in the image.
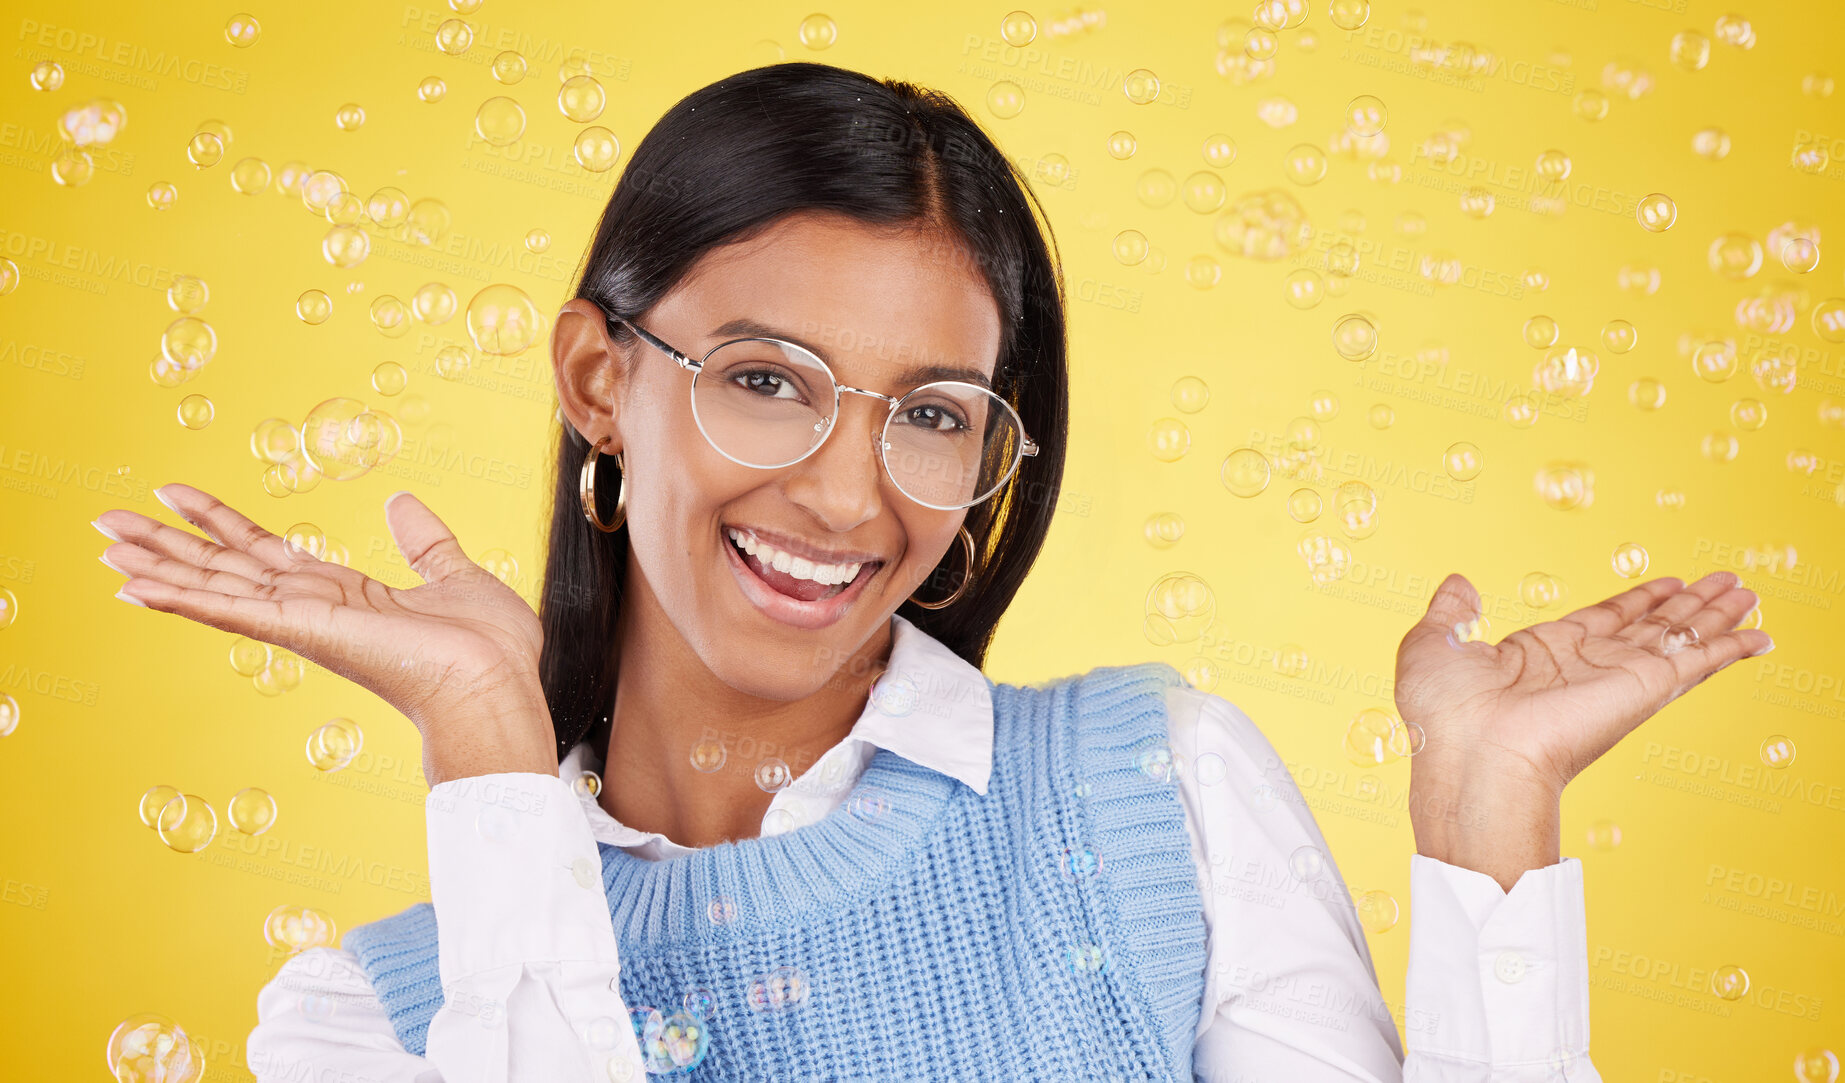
[150,275,220,429]
[107,1013,205,1083]
[422,18,623,172]
[744,965,809,1013]
[628,1005,709,1074]
[138,783,277,853]
[1343,706,1424,767]
[307,718,365,772]
[264,904,337,953]
[1143,572,1214,645]
[225,635,314,707]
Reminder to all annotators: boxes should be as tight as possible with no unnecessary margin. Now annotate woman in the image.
[94,62,1770,1080]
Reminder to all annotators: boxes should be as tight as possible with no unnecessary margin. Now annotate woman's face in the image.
[560,210,1002,701]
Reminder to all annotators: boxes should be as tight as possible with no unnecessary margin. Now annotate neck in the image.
[596,558,893,850]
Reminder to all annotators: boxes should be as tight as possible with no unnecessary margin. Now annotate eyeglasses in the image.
[600,310,1039,511]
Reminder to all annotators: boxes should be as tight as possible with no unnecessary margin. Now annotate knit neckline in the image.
[598,731,972,949]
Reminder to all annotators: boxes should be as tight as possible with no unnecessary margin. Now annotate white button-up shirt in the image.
[248,612,1600,1081]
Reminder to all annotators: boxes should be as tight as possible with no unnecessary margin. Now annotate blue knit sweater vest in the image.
[342,661,1207,1079]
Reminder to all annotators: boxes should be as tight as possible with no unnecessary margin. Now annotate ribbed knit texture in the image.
[342,661,1208,1079]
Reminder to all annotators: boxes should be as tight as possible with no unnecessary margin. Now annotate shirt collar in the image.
[561,610,994,795]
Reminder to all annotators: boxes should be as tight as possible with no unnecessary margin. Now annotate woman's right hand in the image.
[94,482,559,785]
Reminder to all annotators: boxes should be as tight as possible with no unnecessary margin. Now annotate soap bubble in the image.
[1760,734,1796,769]
[1203,133,1237,167]
[228,787,277,835]
[1144,572,1214,645]
[1344,707,1401,766]
[28,60,63,91]
[1669,30,1710,71]
[322,224,370,268]
[58,99,126,146]
[435,18,473,54]
[146,182,178,210]
[1710,965,1749,1000]
[474,97,526,146]
[1518,572,1566,609]
[1587,821,1622,849]
[746,966,809,1012]
[1601,320,1638,353]
[1331,313,1378,360]
[986,81,1026,119]
[405,198,451,246]
[1635,193,1676,232]
[230,157,270,194]
[1573,89,1609,120]
[491,50,527,84]
[225,13,261,47]
[558,76,606,122]
[306,718,364,771]
[296,290,332,325]
[1794,1049,1839,1083]
[1220,448,1271,497]
[1112,230,1148,266]
[754,758,792,793]
[1000,10,1037,46]
[574,127,620,171]
[417,76,447,103]
[1611,542,1650,578]
[1692,128,1731,160]
[1345,95,1387,136]
[1171,376,1209,413]
[333,103,365,131]
[51,147,94,186]
[264,904,337,952]
[1355,889,1399,932]
[412,282,458,324]
[1284,268,1324,308]
[1123,68,1161,105]
[186,132,224,168]
[1328,0,1370,30]
[1284,144,1328,185]
[465,284,542,354]
[1524,315,1559,348]
[798,13,838,49]
[138,785,180,828]
[167,276,209,314]
[107,1014,203,1083]
[156,794,218,853]
[1443,442,1482,481]
[1708,233,1763,280]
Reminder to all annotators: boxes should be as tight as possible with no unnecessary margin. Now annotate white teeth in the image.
[727,528,865,587]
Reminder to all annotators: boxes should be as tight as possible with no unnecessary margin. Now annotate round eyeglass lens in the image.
[690,339,1024,509]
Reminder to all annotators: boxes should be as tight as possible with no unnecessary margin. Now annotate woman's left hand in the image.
[1392,570,1774,889]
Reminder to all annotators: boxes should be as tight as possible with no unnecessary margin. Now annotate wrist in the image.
[418,687,559,787]
[1409,755,1563,892]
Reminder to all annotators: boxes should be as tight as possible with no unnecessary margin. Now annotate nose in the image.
[781,390,889,531]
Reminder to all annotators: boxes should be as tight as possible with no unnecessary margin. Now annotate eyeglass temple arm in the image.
[605,313,702,372]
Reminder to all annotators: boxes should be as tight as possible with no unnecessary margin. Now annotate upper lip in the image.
[724,523,885,567]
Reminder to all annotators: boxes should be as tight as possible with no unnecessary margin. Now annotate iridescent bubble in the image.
[1443,442,1482,481]
[1586,820,1622,849]
[525,228,551,254]
[1524,315,1559,349]
[1781,238,1821,273]
[1107,129,1138,159]
[107,1014,203,1083]
[1112,229,1148,266]
[746,966,809,1011]
[1060,844,1104,881]
[1355,889,1399,932]
[1708,233,1763,279]
[296,290,332,325]
[58,99,126,146]
[230,157,270,194]
[1344,707,1400,766]
[1693,340,1739,381]
[1760,734,1796,769]
[1573,89,1610,120]
[1000,10,1037,45]
[1815,299,1845,343]
[465,283,542,354]
[186,132,224,168]
[322,224,370,268]
[1535,149,1572,181]
[264,904,337,952]
[1713,14,1754,48]
[433,344,472,380]
[51,146,94,186]
[1286,487,1322,523]
[689,737,726,773]
[754,758,792,793]
[224,13,261,47]
[1601,319,1638,354]
[474,96,526,146]
[167,276,209,315]
[307,718,363,771]
[1731,398,1767,430]
[1284,144,1328,185]
[1450,612,1491,646]
[491,50,527,84]
[1123,68,1161,105]
[138,784,180,828]
[1284,268,1324,308]
[1794,1049,1839,1083]
[1143,572,1214,646]
[405,198,452,246]
[1656,487,1685,510]
[1611,542,1650,578]
[1171,376,1209,413]
[228,787,277,835]
[333,103,365,131]
[797,13,838,48]
[1804,73,1836,98]
[1702,430,1740,463]
[558,76,607,122]
[1136,168,1176,207]
[986,80,1025,119]
[1710,965,1749,1000]
[1331,313,1378,360]
[1184,254,1221,289]
[573,126,620,171]
[1636,193,1676,232]
[1202,133,1237,167]
[1368,403,1395,429]
[1692,127,1731,160]
[146,182,178,210]
[1220,448,1272,497]
[370,295,410,338]
[1183,171,1227,213]
[28,60,64,91]
[1669,30,1710,71]
[412,282,458,324]
[1518,572,1566,609]
[156,793,218,853]
[417,76,448,103]
[1345,95,1386,136]
[1659,623,1699,655]
[435,18,473,54]
[1328,0,1370,30]
[1141,512,1186,550]
[372,361,408,396]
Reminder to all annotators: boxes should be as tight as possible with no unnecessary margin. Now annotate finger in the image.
[1680,584,1761,643]
[1613,571,1740,648]
[96,507,278,585]
[101,540,272,598]
[1665,626,1775,689]
[1557,576,1683,638]
[384,491,473,586]
[1402,572,1485,654]
[153,482,304,568]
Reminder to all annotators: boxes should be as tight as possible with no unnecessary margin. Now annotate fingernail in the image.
[91,518,122,542]
[99,553,125,575]
[114,589,146,607]
[385,490,414,510]
[153,486,179,513]
[1751,639,1776,657]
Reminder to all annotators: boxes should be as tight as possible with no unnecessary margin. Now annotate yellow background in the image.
[4,0,1843,1077]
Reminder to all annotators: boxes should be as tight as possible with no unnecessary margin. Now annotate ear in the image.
[551,298,630,451]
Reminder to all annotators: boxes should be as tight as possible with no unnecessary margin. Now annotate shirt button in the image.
[572,856,599,888]
[1494,950,1527,983]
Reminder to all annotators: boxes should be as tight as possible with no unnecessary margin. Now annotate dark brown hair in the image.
[539,62,1070,759]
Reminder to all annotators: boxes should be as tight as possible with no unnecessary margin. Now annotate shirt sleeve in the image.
[1168,686,1604,1082]
[246,773,648,1083]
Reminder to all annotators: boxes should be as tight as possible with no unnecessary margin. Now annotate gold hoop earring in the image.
[908,525,976,610]
[580,435,628,533]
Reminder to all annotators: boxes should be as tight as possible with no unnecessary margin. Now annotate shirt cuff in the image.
[426,772,621,982]
[1405,853,1592,1068]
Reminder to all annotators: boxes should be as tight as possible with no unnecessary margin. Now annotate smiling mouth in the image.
[725,527,881,604]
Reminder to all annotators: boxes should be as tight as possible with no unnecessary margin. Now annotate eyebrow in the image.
[710,317,996,392]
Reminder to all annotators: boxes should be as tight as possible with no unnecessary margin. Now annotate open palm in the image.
[1394,571,1772,793]
[96,483,547,742]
